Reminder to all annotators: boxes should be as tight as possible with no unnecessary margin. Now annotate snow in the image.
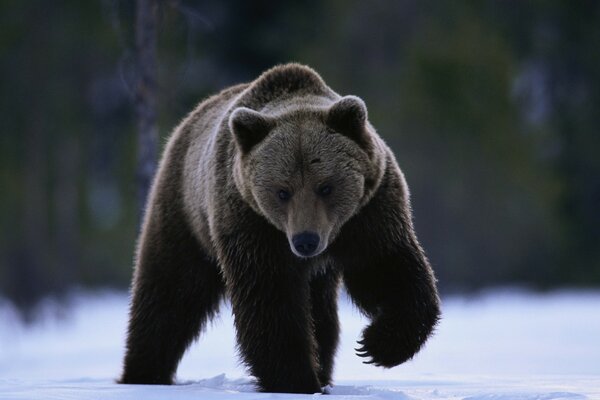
[1,289,599,399]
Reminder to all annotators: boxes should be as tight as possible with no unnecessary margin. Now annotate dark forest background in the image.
[1,0,599,320]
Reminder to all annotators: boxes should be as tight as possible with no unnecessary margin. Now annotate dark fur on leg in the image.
[331,165,441,368]
[120,144,225,384]
[344,243,440,367]
[120,207,224,384]
[216,210,322,394]
[310,268,341,386]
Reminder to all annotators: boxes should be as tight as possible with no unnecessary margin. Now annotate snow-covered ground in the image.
[1,289,599,399]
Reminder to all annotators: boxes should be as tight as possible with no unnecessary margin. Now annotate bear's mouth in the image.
[290,246,326,259]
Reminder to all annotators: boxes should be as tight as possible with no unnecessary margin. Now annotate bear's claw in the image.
[355,319,416,368]
[355,342,379,365]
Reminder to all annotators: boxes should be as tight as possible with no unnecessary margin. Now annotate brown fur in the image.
[120,64,441,393]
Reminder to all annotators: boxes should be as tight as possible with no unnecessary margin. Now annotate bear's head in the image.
[229,96,385,258]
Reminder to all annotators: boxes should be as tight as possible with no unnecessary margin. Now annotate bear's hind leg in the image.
[310,268,340,387]
[120,207,224,385]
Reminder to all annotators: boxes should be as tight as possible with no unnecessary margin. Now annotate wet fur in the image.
[120,64,441,393]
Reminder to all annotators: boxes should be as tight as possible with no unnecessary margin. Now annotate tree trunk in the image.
[135,0,159,224]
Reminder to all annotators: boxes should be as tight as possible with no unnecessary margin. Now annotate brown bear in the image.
[120,63,440,394]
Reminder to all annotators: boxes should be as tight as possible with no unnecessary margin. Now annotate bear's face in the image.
[230,97,381,258]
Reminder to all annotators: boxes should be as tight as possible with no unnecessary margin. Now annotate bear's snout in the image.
[292,231,320,257]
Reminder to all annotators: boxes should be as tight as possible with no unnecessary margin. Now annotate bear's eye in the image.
[278,189,291,201]
[318,184,332,197]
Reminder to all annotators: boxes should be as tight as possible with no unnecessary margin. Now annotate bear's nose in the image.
[292,232,320,256]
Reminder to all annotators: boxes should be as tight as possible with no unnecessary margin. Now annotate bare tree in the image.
[135,0,159,223]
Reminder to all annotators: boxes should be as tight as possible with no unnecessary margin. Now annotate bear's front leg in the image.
[310,268,341,387]
[332,169,442,369]
[343,233,441,367]
[217,231,321,394]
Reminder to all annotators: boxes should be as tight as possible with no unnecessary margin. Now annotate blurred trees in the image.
[0,1,137,319]
[134,0,159,219]
[0,0,598,317]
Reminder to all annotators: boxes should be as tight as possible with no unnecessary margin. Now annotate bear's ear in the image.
[326,96,369,148]
[229,107,275,153]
